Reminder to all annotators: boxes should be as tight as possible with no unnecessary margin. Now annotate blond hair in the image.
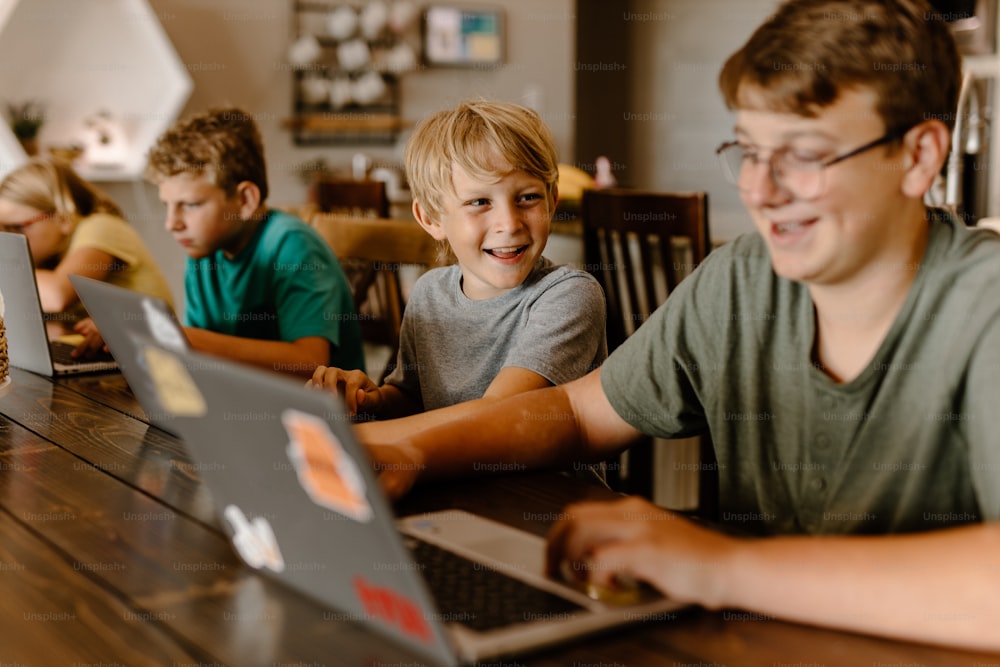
[146,107,269,200]
[719,0,961,135]
[0,157,123,219]
[404,100,559,221]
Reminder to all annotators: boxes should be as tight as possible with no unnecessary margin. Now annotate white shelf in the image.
[0,0,192,181]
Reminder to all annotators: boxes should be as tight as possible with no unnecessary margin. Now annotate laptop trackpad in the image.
[398,510,545,574]
[461,535,544,573]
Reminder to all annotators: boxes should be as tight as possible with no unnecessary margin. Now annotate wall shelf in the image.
[287,0,419,145]
[283,108,410,145]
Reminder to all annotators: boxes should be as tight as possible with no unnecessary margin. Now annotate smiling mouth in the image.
[485,245,528,259]
[772,219,816,235]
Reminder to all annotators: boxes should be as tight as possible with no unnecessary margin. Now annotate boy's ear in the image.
[549,183,559,215]
[900,120,951,199]
[412,199,448,241]
[234,181,263,219]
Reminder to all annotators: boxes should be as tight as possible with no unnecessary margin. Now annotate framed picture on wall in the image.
[422,6,504,67]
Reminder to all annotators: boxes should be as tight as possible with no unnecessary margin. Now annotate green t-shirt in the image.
[184,209,365,372]
[602,210,1000,536]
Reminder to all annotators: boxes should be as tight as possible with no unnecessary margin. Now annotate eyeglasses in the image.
[0,211,53,234]
[715,129,907,201]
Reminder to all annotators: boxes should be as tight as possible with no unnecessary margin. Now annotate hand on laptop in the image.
[308,365,384,416]
[71,317,110,359]
[545,496,737,609]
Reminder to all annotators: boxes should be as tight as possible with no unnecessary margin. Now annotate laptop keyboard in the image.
[408,537,585,632]
[49,340,114,367]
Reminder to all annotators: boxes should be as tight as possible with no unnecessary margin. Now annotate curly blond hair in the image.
[146,107,269,200]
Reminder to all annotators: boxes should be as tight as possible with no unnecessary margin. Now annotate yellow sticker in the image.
[142,346,207,417]
[55,333,86,346]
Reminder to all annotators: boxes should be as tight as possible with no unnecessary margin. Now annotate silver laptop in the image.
[69,274,188,433]
[0,232,117,375]
[143,344,685,666]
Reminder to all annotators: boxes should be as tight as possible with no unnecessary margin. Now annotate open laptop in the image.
[0,232,117,375]
[69,274,188,434]
[141,344,686,666]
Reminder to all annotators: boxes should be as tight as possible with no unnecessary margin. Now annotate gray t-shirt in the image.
[602,210,1000,536]
[386,257,608,411]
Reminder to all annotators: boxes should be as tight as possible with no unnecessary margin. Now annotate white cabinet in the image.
[0,0,192,181]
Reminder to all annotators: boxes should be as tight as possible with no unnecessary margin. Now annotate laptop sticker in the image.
[141,345,207,417]
[283,409,373,522]
[353,575,434,644]
[224,504,286,572]
[142,297,186,351]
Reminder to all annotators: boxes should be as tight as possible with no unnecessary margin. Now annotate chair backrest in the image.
[581,188,713,504]
[274,202,319,223]
[308,212,442,380]
[581,188,710,352]
[311,178,389,218]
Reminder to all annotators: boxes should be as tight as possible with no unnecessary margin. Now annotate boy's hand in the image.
[70,317,110,359]
[545,496,736,609]
[366,441,425,500]
[308,365,383,416]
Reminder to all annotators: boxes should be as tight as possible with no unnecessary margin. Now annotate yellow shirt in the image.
[67,213,174,309]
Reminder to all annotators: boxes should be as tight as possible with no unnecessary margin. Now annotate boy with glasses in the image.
[365,0,1000,651]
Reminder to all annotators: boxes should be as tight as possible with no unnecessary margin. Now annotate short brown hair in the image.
[719,0,961,134]
[404,100,559,221]
[146,107,269,200]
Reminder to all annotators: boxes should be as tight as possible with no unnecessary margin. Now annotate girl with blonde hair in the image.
[0,157,172,316]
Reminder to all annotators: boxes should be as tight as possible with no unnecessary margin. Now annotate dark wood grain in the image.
[0,512,202,666]
[55,369,149,423]
[0,369,998,667]
[5,367,216,525]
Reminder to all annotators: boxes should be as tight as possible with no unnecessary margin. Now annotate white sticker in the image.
[224,504,286,572]
[141,298,185,351]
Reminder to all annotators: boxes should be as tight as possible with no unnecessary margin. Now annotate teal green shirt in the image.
[602,210,1000,535]
[184,209,365,372]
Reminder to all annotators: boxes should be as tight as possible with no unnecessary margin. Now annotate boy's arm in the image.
[37,246,118,313]
[363,368,644,496]
[356,366,554,443]
[546,497,1000,652]
[182,327,329,379]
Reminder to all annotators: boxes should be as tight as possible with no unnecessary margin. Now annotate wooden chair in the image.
[310,178,389,218]
[275,202,319,224]
[307,213,443,381]
[306,179,396,368]
[581,188,716,514]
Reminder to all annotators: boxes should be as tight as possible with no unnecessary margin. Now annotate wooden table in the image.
[0,367,996,666]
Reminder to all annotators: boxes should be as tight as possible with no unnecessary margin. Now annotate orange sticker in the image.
[283,409,373,522]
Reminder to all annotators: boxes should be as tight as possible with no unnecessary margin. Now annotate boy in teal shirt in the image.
[147,107,364,377]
